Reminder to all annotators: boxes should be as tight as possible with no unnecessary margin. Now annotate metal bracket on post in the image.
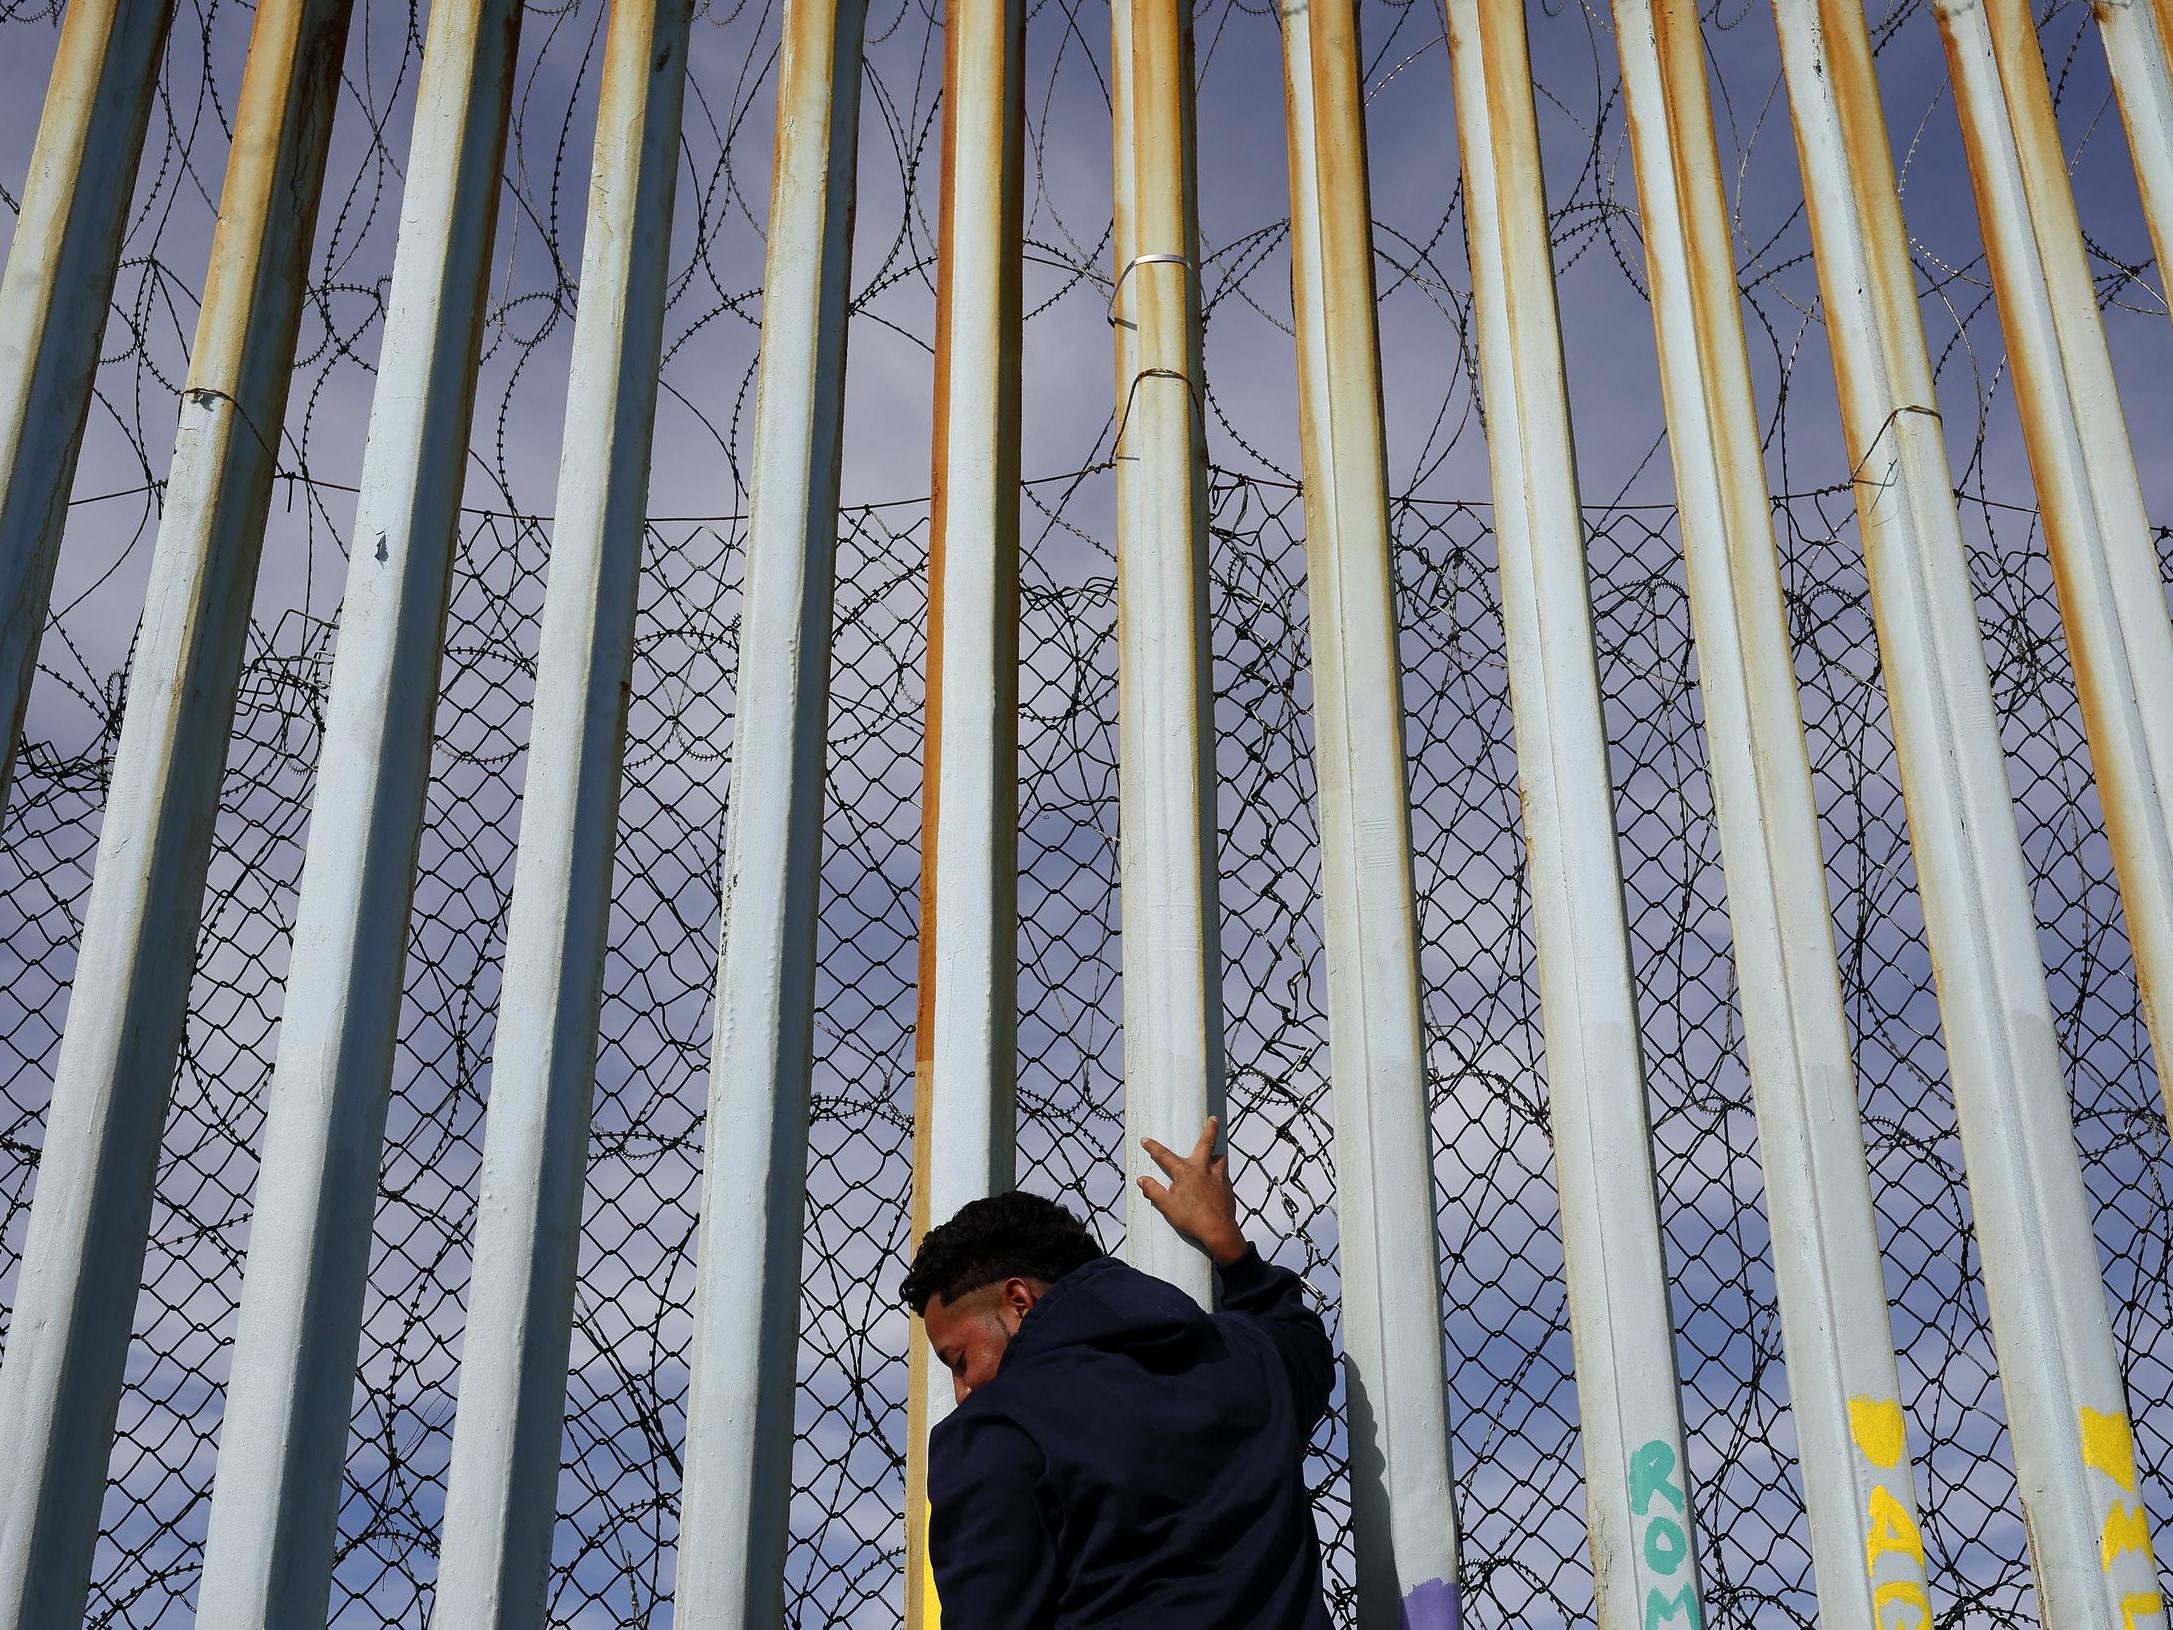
[1106,251,1192,327]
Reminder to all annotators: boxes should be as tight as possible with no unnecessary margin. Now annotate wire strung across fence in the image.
[0,0,2166,1621]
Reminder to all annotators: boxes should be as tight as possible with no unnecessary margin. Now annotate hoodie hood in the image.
[997,1254,1209,1371]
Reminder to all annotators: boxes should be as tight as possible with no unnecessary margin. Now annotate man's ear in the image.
[1001,1276,1039,1321]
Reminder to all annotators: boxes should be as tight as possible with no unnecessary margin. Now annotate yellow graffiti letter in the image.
[2081,1407,2140,1493]
[1865,1486,1925,1575]
[2103,1503,2156,1570]
[1849,1397,1907,1470]
[2120,1591,2164,1630]
[1872,1581,1932,1630]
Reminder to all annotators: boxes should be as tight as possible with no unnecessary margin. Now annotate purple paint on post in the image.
[1399,1577,1461,1630]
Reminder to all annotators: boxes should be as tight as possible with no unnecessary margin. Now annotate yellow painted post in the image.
[903,0,1024,1615]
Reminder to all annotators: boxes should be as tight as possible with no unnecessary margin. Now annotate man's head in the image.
[901,1190,1104,1402]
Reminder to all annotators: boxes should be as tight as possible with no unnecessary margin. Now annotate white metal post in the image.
[670,0,865,1619]
[425,0,691,1623]
[1608,0,1931,1622]
[0,0,175,809]
[1778,0,2164,1623]
[1935,0,2173,1136]
[2089,0,2173,314]
[1110,0,1224,1310]
[902,0,1024,1615]
[1275,0,1461,1622]
[1441,0,1709,1623]
[191,0,521,1620]
[0,0,354,1620]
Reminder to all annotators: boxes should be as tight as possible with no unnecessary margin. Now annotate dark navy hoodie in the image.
[926,1246,1335,1628]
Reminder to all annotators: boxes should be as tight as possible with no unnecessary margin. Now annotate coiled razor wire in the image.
[0,0,2165,1621]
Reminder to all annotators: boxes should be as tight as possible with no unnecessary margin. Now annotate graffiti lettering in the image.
[1630,1439,1686,1516]
[2082,1405,2163,1626]
[1847,1397,1932,1627]
[2104,1504,2156,1569]
[1865,1485,1924,1573]
[2082,1408,2140,1493]
[1629,1440,1702,1630]
[1644,1514,1688,1573]
[1873,1580,1933,1630]
[1848,1396,1906,1469]
[1644,1583,1701,1629]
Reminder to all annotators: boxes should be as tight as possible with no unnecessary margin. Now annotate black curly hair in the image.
[900,1190,1105,1314]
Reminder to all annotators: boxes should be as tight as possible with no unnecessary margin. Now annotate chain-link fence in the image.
[0,0,2166,1621]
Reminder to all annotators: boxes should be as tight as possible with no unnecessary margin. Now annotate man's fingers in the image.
[1137,1174,1171,1208]
[1141,1137,1183,1179]
[1190,1116,1219,1164]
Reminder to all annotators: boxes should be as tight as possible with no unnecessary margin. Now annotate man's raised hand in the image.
[1138,1117,1248,1267]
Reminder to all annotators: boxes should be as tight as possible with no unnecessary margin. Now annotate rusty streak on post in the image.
[0,0,175,810]
[1936,0,2173,1139]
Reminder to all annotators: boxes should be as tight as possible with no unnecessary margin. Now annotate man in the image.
[902,1117,1334,1628]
